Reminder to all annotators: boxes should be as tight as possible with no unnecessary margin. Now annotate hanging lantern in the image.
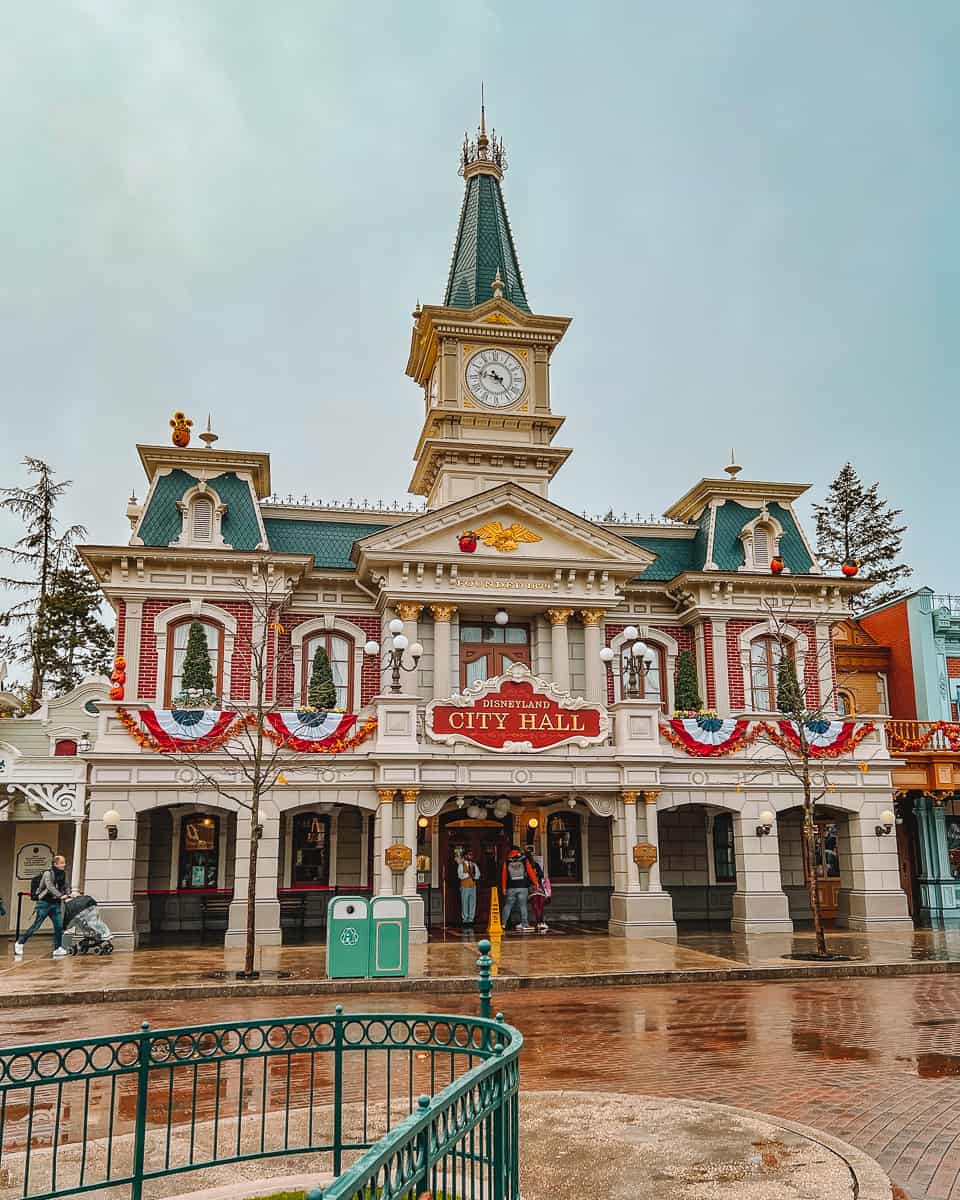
[770,556,785,575]
[842,559,860,578]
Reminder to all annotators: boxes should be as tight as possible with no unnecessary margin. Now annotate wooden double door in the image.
[439,813,514,927]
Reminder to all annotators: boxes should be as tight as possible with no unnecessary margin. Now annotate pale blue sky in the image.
[1,2,957,590]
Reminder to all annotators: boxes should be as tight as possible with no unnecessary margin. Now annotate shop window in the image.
[292,812,331,885]
[460,623,530,688]
[749,635,796,711]
[547,811,582,883]
[946,816,960,880]
[166,618,223,705]
[712,813,736,883]
[54,739,78,757]
[618,642,667,711]
[178,814,220,889]
[301,633,353,711]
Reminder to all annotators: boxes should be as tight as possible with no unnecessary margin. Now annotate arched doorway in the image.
[776,806,849,926]
[658,804,738,929]
[438,809,514,929]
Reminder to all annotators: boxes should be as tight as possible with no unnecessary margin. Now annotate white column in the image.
[430,605,455,699]
[581,610,605,703]
[225,801,282,948]
[815,619,836,711]
[375,789,395,895]
[546,608,572,693]
[642,792,663,893]
[622,791,641,895]
[395,602,422,651]
[730,807,793,934]
[85,794,138,950]
[837,803,913,931]
[71,818,84,893]
[401,789,419,898]
[711,618,730,715]
[122,600,143,701]
[608,789,676,940]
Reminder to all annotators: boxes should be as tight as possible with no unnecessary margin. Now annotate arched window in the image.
[838,690,855,717]
[165,618,224,705]
[619,643,667,711]
[190,497,214,542]
[54,739,77,757]
[302,633,354,711]
[750,635,786,711]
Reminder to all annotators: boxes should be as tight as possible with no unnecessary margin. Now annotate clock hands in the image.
[482,368,506,386]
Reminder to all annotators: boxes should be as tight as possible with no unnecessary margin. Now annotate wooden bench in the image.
[200,894,233,940]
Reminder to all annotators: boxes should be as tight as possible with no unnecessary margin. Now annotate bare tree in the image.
[740,595,879,959]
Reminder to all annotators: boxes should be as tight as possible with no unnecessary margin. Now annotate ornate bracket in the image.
[7,783,82,817]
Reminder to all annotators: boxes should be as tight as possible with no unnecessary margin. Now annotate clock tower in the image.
[405,108,572,508]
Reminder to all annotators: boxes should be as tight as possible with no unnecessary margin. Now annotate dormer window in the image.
[751,523,774,569]
[191,497,214,542]
[739,510,784,573]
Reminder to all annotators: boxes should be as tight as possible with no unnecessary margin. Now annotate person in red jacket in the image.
[500,846,538,932]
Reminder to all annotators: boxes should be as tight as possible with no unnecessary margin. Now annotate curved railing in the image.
[0,945,521,1200]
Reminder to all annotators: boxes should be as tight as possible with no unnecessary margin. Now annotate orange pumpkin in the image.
[841,559,860,578]
[170,411,193,448]
[114,655,126,670]
[109,685,123,700]
[770,556,785,575]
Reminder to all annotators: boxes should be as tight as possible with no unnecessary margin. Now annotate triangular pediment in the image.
[352,483,654,574]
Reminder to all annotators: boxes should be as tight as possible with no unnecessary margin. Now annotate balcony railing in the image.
[918,594,960,615]
[887,720,960,753]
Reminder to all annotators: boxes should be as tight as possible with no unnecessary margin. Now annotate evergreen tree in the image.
[0,459,85,707]
[814,463,912,611]
[776,654,804,715]
[37,555,113,694]
[179,621,215,697]
[674,650,703,711]
[308,645,338,709]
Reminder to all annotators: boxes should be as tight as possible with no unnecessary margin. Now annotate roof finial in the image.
[199,414,219,449]
[724,448,742,479]
[491,267,504,300]
[478,82,489,152]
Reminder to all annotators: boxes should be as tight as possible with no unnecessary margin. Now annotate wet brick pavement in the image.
[7,976,960,1200]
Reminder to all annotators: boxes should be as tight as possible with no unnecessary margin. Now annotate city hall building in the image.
[60,117,910,950]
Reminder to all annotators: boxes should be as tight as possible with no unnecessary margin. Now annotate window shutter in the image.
[752,526,769,566]
[192,498,213,541]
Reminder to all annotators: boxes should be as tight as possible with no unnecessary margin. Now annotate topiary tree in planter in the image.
[176,620,217,706]
[776,654,803,714]
[308,644,338,710]
[674,649,702,712]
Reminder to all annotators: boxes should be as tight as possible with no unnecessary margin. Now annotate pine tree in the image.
[674,650,703,712]
[37,555,114,694]
[308,645,338,710]
[0,459,85,707]
[776,655,804,715]
[179,621,215,699]
[814,463,912,611]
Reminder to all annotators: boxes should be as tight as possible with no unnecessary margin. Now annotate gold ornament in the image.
[475,521,542,552]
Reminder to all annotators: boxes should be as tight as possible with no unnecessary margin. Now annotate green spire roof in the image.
[444,129,529,312]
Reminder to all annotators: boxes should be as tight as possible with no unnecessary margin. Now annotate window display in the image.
[547,812,582,882]
[292,812,331,885]
[178,814,219,889]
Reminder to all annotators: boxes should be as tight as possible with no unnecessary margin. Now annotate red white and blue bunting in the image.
[122,709,243,752]
[661,717,760,758]
[264,711,358,752]
[761,719,876,759]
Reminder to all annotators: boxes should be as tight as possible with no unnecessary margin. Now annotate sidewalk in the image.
[3,925,960,1007]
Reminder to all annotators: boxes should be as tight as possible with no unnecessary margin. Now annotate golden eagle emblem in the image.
[474,521,542,553]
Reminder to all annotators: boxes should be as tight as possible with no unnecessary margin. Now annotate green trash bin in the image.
[327,896,371,979]
[368,896,409,978]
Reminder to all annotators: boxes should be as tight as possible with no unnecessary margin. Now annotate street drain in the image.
[200,970,295,981]
[781,953,856,962]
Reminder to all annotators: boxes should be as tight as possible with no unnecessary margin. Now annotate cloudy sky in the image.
[2,2,957,593]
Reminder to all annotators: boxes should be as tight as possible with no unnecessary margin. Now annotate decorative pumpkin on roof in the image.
[770,556,785,575]
[170,412,193,448]
[458,530,478,553]
[841,559,860,578]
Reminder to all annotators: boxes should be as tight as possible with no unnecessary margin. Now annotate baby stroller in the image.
[63,895,114,955]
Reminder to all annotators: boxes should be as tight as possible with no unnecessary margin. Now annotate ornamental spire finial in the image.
[724,449,742,479]
[460,92,506,178]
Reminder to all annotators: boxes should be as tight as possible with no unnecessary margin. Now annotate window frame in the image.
[711,812,737,884]
[458,623,531,688]
[164,617,225,707]
[190,496,215,542]
[300,632,355,711]
[177,812,221,890]
[290,811,332,887]
[546,810,583,884]
[749,634,794,712]
[618,642,669,713]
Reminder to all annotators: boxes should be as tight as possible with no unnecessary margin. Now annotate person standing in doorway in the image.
[14,856,71,958]
[525,844,551,933]
[458,849,480,928]
[500,846,537,932]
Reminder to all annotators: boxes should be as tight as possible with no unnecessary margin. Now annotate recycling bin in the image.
[327,896,370,979]
[368,896,409,978]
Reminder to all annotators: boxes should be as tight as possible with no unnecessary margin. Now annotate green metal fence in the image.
[0,941,520,1200]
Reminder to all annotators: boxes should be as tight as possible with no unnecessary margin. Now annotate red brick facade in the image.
[137,598,253,703]
[115,598,126,658]
[603,623,696,708]
[725,619,756,710]
[274,613,381,709]
[702,617,716,709]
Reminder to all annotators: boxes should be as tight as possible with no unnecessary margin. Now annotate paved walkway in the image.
[5,976,960,1200]
[4,927,960,1005]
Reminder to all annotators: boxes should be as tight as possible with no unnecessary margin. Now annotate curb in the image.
[3,955,960,1009]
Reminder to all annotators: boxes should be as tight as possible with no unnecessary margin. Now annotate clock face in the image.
[465,348,526,408]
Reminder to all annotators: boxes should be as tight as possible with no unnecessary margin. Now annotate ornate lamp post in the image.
[364,618,423,694]
[599,625,657,699]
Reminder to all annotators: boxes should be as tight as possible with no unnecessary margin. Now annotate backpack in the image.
[29,873,47,901]
[506,856,527,885]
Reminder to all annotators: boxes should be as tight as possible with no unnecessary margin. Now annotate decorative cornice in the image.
[395,602,423,621]
[401,788,420,804]
[580,609,605,626]
[376,788,397,805]
[430,605,457,622]
[546,608,573,626]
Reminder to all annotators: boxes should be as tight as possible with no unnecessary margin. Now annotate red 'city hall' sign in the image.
[426,675,607,752]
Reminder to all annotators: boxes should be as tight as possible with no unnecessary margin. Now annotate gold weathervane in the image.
[475,521,542,552]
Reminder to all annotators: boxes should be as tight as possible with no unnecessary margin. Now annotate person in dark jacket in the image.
[14,856,71,958]
[500,846,538,932]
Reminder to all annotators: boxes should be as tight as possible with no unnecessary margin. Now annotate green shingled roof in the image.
[137,470,263,550]
[710,501,814,573]
[264,518,387,569]
[445,173,529,311]
[625,536,698,581]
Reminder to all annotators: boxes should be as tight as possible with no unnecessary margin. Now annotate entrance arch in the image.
[658,803,739,929]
